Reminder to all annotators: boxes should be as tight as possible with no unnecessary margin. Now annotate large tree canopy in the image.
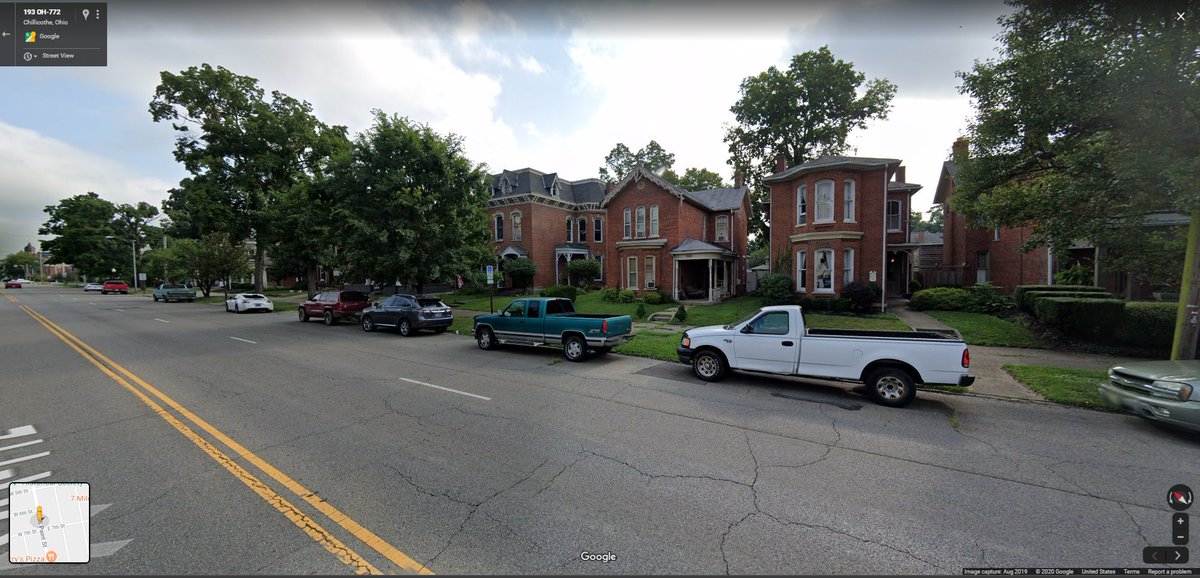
[598,141,676,181]
[662,167,727,191]
[38,192,125,280]
[724,46,896,244]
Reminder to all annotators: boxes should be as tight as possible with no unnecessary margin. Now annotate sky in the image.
[0,0,1013,256]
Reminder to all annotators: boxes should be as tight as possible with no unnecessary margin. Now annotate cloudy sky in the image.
[0,0,1012,255]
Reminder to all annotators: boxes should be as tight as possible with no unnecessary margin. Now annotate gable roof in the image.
[684,188,746,211]
[932,160,958,204]
[600,167,748,212]
[670,238,735,256]
[764,155,902,183]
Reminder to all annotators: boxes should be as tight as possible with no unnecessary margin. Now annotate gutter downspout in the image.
[881,163,888,313]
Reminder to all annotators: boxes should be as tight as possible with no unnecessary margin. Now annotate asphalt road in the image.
[0,285,1197,575]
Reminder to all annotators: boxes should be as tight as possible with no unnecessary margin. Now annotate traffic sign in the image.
[486,265,494,284]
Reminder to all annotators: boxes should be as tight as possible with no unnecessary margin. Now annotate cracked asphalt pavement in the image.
[1,286,1197,574]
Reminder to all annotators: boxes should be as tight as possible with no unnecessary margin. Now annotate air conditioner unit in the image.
[647,281,655,288]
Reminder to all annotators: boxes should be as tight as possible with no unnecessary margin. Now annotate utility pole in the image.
[1171,211,1200,360]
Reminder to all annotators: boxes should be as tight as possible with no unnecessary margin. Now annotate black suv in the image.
[360,294,453,336]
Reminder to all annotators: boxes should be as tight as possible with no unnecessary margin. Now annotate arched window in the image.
[494,214,504,242]
[843,180,856,222]
[649,205,659,237]
[578,218,587,243]
[594,218,604,243]
[566,217,573,242]
[623,208,632,238]
[796,185,807,225]
[814,180,834,223]
[511,211,522,241]
[635,206,646,238]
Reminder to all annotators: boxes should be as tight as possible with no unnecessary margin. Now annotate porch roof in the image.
[554,243,590,253]
[670,238,735,257]
[498,245,527,257]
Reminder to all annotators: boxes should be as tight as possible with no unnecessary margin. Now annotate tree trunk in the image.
[306,263,318,299]
[1171,211,1200,360]
[254,244,266,294]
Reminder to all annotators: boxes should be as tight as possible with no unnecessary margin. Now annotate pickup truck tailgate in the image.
[605,316,632,337]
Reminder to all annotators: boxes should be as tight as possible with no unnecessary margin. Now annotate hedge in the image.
[1114,302,1178,349]
[908,287,972,311]
[539,284,578,301]
[797,297,850,312]
[1020,290,1116,312]
[1033,297,1126,341]
[1013,285,1107,308]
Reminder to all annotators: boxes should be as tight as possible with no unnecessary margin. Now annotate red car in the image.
[101,280,129,294]
[4,280,21,289]
[298,290,371,326]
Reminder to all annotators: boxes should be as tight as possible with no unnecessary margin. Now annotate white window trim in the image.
[594,218,604,243]
[814,248,834,294]
[578,218,587,243]
[814,180,835,224]
[645,256,656,289]
[993,227,1001,242]
[796,185,807,226]
[843,248,854,286]
[494,214,504,242]
[886,200,903,232]
[626,256,638,289]
[623,208,632,239]
[843,180,856,223]
[650,205,659,238]
[715,215,730,242]
[566,217,573,242]
[511,211,522,241]
[796,250,807,293]
[635,206,646,238]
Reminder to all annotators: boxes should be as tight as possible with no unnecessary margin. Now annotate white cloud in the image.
[519,55,546,74]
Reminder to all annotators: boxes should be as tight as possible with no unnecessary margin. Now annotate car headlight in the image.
[681,336,690,348]
[1153,380,1193,401]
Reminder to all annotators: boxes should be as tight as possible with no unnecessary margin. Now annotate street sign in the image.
[138,273,146,281]
[486,265,494,285]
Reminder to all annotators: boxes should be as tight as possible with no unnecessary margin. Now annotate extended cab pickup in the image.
[473,297,633,362]
[152,283,196,302]
[677,305,974,407]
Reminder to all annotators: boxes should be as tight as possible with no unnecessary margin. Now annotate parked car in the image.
[225,293,274,313]
[676,305,974,407]
[472,297,634,362]
[11,278,31,284]
[153,283,197,302]
[83,283,103,292]
[1098,360,1200,432]
[298,290,371,325]
[361,294,452,336]
[4,280,21,288]
[101,280,129,294]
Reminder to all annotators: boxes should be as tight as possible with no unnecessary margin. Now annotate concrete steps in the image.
[647,310,677,323]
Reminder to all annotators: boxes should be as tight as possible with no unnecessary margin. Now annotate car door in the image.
[308,292,325,315]
[734,310,798,374]
[494,299,526,339]
[524,299,543,339]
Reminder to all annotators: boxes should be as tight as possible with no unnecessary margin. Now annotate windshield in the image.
[164,284,185,289]
[723,310,760,330]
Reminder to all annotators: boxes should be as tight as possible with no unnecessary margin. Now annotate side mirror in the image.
[740,325,754,334]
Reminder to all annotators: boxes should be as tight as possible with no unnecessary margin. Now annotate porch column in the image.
[555,255,560,287]
[673,258,679,302]
[708,258,714,303]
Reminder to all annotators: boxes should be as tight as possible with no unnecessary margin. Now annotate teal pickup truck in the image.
[472,297,633,362]
[152,283,196,302]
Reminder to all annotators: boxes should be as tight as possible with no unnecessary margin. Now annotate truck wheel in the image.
[692,350,727,382]
[867,367,917,408]
[153,295,160,302]
[361,315,375,332]
[298,307,309,322]
[563,336,588,362]
[323,310,335,326]
[398,319,412,337]
[593,346,611,356]
[477,327,497,350]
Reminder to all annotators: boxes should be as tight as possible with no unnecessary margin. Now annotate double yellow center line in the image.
[11,296,432,575]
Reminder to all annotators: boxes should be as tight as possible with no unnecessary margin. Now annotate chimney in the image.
[734,171,744,189]
[952,137,968,161]
[605,181,614,193]
[895,166,906,183]
[775,154,787,173]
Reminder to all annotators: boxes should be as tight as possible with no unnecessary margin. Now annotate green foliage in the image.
[1114,302,1178,350]
[3,252,39,278]
[725,45,897,246]
[840,281,879,313]
[926,311,1043,348]
[910,205,944,234]
[567,259,602,287]
[755,273,795,306]
[642,289,673,305]
[1054,264,1094,286]
[1013,285,1106,309]
[1019,288,1112,312]
[539,284,578,301]
[140,242,192,286]
[598,287,621,303]
[617,289,636,303]
[635,302,647,320]
[673,304,688,323]
[39,192,125,279]
[1033,297,1126,342]
[797,297,850,313]
[175,233,252,298]
[748,245,769,268]
[1003,365,1112,410]
[963,283,1016,313]
[503,258,537,293]
[908,287,972,311]
[599,141,675,181]
[662,167,726,191]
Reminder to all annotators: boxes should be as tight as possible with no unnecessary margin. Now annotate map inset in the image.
[8,482,90,564]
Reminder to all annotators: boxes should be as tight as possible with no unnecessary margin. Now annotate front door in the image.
[734,311,797,374]
[975,252,990,284]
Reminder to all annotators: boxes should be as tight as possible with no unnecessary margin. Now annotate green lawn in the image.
[677,296,767,327]
[925,311,1044,348]
[448,290,676,319]
[1003,364,1113,410]
[613,331,683,362]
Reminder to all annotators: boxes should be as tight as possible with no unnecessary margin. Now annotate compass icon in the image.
[1169,484,1193,511]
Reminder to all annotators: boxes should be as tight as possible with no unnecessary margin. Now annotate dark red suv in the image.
[299,290,371,326]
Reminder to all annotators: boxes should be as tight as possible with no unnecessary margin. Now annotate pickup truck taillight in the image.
[962,348,970,368]
[602,319,608,333]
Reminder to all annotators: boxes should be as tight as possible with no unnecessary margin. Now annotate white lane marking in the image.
[0,425,36,440]
[0,451,50,467]
[0,532,6,547]
[11,471,51,483]
[154,318,170,324]
[0,469,12,481]
[89,302,97,305]
[90,503,111,516]
[229,337,257,344]
[114,308,125,312]
[0,498,6,507]
[399,377,491,401]
[0,439,42,453]
[92,539,133,557]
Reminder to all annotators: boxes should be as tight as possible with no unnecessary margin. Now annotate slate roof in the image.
[888,181,922,192]
[764,155,902,183]
[909,231,944,245]
[669,238,735,256]
[683,187,746,211]
[490,168,607,205]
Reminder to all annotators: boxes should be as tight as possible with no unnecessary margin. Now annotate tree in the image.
[39,192,125,280]
[911,206,944,234]
[337,110,491,293]
[662,167,727,191]
[150,63,326,293]
[598,141,676,181]
[567,258,601,287]
[504,258,536,293]
[952,1,1199,358]
[724,46,897,243]
[176,233,251,298]
[140,242,192,286]
[3,252,39,278]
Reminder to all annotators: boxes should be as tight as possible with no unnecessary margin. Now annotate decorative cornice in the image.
[615,238,669,249]
[788,231,866,243]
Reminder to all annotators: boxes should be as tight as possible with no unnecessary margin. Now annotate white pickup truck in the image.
[676,305,974,407]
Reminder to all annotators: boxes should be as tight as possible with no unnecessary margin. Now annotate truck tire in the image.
[563,335,588,362]
[153,295,160,302]
[323,310,335,326]
[361,315,375,332]
[692,349,727,382]
[477,327,497,350]
[398,319,412,337]
[298,307,309,322]
[866,367,917,408]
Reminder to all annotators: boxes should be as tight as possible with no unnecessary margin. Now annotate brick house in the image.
[598,168,751,302]
[933,138,1052,292]
[487,168,608,290]
[766,155,921,299]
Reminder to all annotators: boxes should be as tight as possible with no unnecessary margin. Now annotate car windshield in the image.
[342,291,368,301]
[164,284,185,289]
[724,310,761,330]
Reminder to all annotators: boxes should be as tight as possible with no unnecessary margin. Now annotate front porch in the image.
[554,243,590,285]
[670,239,736,303]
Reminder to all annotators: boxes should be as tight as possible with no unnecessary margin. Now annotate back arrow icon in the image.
[2,32,11,37]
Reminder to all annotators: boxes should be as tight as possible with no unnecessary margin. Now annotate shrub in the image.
[909,278,923,293]
[1054,264,1094,286]
[798,297,851,313]
[755,273,796,306]
[539,284,578,301]
[840,281,878,313]
[617,289,636,303]
[908,287,972,311]
[1020,290,1115,312]
[673,304,688,323]
[1033,297,1126,341]
[598,287,620,303]
[636,302,647,320]
[567,259,602,287]
[1013,285,1106,309]
[964,283,1016,313]
[504,258,537,293]
[643,289,673,305]
[1115,302,1177,349]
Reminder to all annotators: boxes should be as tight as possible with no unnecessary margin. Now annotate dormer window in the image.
[551,182,560,197]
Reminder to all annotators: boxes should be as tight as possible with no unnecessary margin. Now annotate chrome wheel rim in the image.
[400,321,410,335]
[479,331,491,348]
[566,340,583,359]
[876,376,906,401]
[696,355,719,378]
[362,317,372,331]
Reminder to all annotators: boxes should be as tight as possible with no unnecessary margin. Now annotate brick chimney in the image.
[734,171,744,188]
[605,181,614,193]
[775,154,787,173]
[952,137,968,161]
[895,166,906,183]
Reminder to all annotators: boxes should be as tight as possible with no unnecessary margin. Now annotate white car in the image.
[83,283,104,292]
[225,293,274,313]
